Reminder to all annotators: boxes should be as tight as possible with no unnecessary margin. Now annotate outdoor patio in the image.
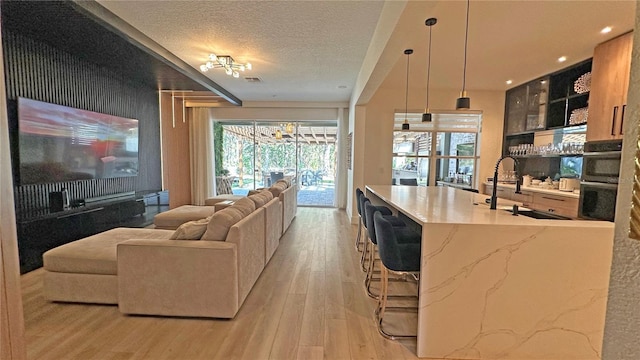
[231,183,334,207]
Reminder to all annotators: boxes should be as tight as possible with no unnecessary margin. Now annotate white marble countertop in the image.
[366,184,614,359]
[366,185,609,228]
[485,181,580,199]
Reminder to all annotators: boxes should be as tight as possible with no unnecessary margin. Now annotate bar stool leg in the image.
[360,234,369,272]
[375,266,418,340]
[355,216,363,252]
[365,240,378,299]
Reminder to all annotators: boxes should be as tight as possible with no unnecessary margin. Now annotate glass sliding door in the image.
[297,122,337,207]
[255,122,297,188]
[219,121,255,195]
[216,120,337,206]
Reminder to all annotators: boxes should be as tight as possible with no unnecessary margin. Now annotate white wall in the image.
[367,86,504,181]
[602,4,640,358]
[344,83,504,224]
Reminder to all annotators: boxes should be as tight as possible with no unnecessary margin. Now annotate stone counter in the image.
[366,185,614,359]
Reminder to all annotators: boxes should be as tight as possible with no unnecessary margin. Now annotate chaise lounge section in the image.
[42,190,285,318]
[43,227,174,304]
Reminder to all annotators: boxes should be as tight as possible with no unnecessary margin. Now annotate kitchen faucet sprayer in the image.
[490,155,521,210]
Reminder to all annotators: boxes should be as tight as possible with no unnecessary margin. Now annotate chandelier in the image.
[199,54,252,78]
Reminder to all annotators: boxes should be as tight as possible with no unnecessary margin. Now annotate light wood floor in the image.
[21,207,424,360]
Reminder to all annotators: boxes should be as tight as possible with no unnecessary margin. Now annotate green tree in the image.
[214,122,225,175]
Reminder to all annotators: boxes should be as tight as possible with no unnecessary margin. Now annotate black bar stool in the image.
[373,211,421,340]
[363,200,417,299]
[355,188,365,252]
[359,196,406,273]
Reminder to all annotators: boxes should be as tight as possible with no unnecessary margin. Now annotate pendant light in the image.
[402,49,413,131]
[455,0,471,110]
[285,122,294,134]
[422,17,437,122]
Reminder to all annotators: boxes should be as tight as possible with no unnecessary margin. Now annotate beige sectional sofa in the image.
[42,188,289,319]
[153,205,217,230]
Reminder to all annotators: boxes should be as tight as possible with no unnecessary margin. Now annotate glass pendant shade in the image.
[285,123,294,134]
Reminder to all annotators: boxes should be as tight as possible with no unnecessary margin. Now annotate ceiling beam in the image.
[71,0,243,106]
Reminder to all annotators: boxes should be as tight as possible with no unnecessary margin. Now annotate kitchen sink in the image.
[513,210,571,220]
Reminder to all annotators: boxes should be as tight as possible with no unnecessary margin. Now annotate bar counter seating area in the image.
[365,185,613,359]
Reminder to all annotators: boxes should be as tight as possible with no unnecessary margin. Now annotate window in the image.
[393,111,482,189]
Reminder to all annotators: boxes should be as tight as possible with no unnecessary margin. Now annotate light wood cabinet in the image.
[484,183,578,218]
[587,31,633,141]
[530,192,579,218]
[483,184,532,204]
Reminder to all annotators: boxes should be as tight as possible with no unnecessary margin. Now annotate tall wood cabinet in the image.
[586,31,633,141]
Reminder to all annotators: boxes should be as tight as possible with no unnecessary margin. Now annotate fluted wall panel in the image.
[3,30,161,216]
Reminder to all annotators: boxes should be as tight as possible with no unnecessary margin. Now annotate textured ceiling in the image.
[97,0,384,103]
[95,0,636,103]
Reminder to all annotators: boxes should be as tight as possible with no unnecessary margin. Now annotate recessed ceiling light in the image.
[558,56,567,63]
[506,80,513,85]
[601,26,612,34]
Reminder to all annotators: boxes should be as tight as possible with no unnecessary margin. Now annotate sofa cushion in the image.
[170,217,210,240]
[248,189,273,208]
[233,197,256,216]
[43,228,174,275]
[154,205,217,230]
[203,194,245,206]
[276,178,290,187]
[201,207,245,241]
[268,182,288,197]
[248,193,265,208]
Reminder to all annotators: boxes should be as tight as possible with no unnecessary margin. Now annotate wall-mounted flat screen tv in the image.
[18,97,139,185]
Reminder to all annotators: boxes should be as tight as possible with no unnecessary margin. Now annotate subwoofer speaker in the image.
[49,191,64,212]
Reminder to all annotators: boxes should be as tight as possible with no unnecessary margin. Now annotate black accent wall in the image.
[3,29,162,215]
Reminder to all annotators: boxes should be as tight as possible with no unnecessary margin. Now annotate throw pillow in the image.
[170,218,210,240]
[201,207,245,241]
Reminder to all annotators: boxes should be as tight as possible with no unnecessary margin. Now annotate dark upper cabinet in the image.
[505,77,548,135]
[504,59,592,137]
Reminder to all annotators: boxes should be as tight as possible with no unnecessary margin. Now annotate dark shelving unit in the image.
[546,59,592,129]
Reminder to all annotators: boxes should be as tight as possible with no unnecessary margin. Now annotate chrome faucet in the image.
[490,155,521,210]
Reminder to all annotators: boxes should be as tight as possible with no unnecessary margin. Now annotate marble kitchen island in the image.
[366,185,614,360]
